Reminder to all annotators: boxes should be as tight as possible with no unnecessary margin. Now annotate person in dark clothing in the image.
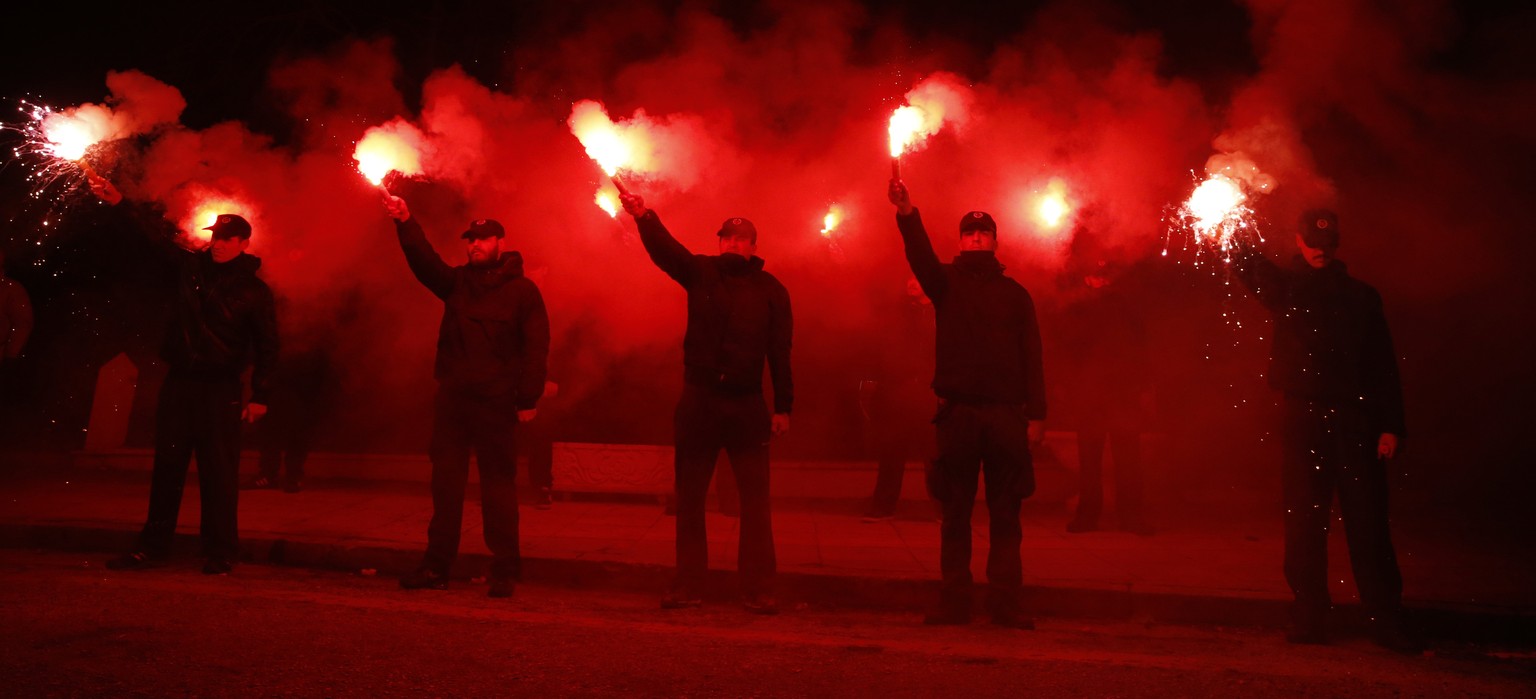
[1057,261,1154,535]
[1232,208,1414,652]
[245,324,339,494]
[99,197,279,576]
[383,194,550,599]
[888,178,1046,629]
[860,276,936,522]
[619,191,792,615]
[518,378,560,508]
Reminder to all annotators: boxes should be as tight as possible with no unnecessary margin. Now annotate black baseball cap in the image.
[959,211,997,234]
[204,214,252,240]
[1298,209,1339,249]
[717,217,758,241]
[461,218,506,240]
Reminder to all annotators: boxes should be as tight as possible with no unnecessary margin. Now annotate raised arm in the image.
[1229,239,1287,311]
[386,196,456,300]
[889,179,948,302]
[516,281,552,412]
[622,193,697,287]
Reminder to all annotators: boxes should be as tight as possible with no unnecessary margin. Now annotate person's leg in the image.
[420,389,472,578]
[284,400,319,489]
[1333,411,1406,630]
[138,375,196,557]
[867,394,905,518]
[723,395,775,605]
[670,387,720,601]
[1071,429,1106,531]
[254,410,282,484]
[470,393,522,590]
[980,406,1032,625]
[192,379,244,566]
[1110,431,1150,533]
[930,402,983,623]
[1281,398,1336,641]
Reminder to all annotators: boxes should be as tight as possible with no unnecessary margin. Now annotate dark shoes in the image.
[241,476,280,491]
[202,558,233,576]
[400,567,449,591]
[1370,616,1425,655]
[535,487,553,510]
[283,479,303,494]
[660,590,703,609]
[106,551,163,571]
[488,576,515,598]
[742,593,779,615]
[861,510,896,523]
[1286,609,1328,645]
[923,603,972,626]
[1066,515,1098,533]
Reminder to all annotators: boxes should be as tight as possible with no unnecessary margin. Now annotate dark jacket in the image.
[1233,249,1406,437]
[635,210,793,414]
[396,217,549,408]
[897,209,1046,418]
[161,250,279,404]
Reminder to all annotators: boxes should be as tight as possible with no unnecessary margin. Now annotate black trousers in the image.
[518,414,554,491]
[930,402,1034,611]
[1074,429,1145,523]
[138,373,243,560]
[423,387,521,579]
[1281,397,1403,619]
[673,384,775,596]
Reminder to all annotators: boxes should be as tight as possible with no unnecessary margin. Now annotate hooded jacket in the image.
[396,217,549,408]
[161,250,279,404]
[897,209,1046,418]
[1233,247,1406,437]
[635,210,793,414]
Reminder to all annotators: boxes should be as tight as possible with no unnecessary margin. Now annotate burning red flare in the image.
[354,119,426,187]
[886,73,972,175]
[1031,178,1073,233]
[820,205,844,238]
[595,190,620,218]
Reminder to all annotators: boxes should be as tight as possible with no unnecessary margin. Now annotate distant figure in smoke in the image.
[619,191,792,615]
[1232,209,1415,652]
[888,178,1046,629]
[1058,260,1154,535]
[383,194,550,599]
[518,379,561,509]
[0,247,35,433]
[859,276,936,522]
[243,305,342,494]
[92,175,278,576]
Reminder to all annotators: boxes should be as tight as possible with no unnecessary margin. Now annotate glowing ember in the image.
[595,190,619,218]
[354,119,426,186]
[568,100,646,178]
[888,106,928,158]
[820,205,844,238]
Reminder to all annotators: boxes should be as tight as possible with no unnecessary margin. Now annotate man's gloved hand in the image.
[888,179,913,215]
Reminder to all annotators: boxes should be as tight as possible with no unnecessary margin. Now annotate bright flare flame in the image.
[595,190,619,218]
[1167,173,1260,261]
[820,205,844,238]
[353,119,425,186]
[888,106,928,158]
[39,106,114,161]
[569,100,643,177]
[1034,179,1072,231]
[886,74,971,158]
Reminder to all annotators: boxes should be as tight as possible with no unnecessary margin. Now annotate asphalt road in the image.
[0,550,1529,697]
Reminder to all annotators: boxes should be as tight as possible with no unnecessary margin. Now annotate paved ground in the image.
[1,549,1531,697]
[3,470,1536,639]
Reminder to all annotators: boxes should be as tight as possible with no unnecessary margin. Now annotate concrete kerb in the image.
[2,521,1530,645]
